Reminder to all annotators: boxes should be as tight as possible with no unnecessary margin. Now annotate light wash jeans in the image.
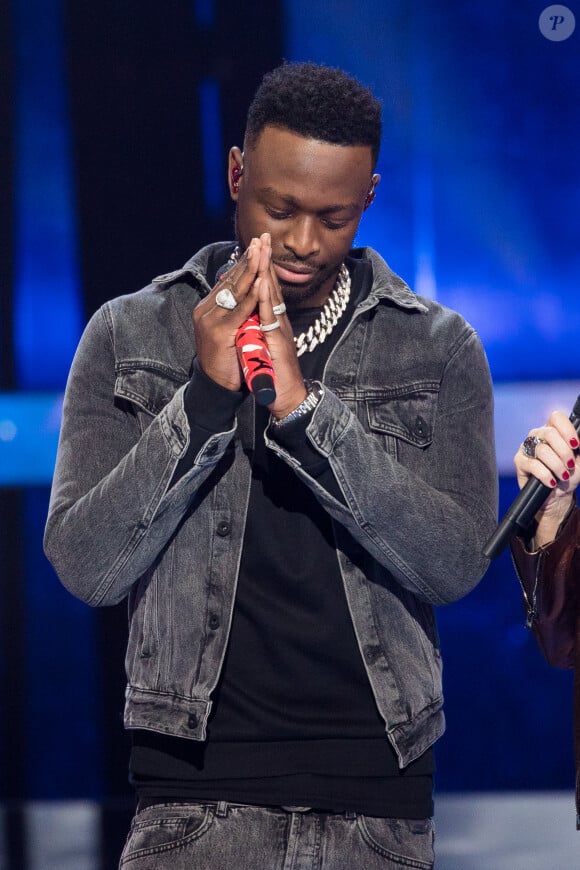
[119,801,434,869]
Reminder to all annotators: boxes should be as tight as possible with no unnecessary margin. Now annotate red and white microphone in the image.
[235,314,276,406]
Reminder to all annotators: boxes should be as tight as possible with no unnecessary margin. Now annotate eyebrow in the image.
[258,187,359,214]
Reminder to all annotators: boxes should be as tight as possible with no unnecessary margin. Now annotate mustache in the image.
[274,255,323,270]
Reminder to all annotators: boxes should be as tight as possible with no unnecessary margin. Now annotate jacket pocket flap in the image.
[366,389,437,447]
[115,365,187,416]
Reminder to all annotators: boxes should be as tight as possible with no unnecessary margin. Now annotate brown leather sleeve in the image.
[510,506,580,668]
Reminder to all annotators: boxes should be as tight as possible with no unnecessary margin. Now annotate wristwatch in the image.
[270,380,324,429]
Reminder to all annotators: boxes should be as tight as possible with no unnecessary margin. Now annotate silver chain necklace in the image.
[225,248,351,357]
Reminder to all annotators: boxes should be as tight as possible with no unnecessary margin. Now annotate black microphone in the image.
[483,394,580,560]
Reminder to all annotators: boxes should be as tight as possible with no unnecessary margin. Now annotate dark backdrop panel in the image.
[65,0,284,318]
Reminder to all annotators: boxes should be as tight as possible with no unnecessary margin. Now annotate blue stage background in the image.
[1,0,579,808]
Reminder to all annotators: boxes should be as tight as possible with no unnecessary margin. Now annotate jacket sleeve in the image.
[43,306,239,607]
[511,505,580,669]
[267,328,498,605]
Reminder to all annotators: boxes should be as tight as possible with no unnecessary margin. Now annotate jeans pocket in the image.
[357,816,434,868]
[119,803,213,865]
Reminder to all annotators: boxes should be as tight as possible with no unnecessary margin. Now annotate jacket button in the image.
[187,713,198,729]
[415,416,427,437]
[364,645,382,665]
[209,613,220,630]
[216,521,231,537]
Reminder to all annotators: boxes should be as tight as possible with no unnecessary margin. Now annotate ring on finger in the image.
[522,435,546,459]
[272,302,287,316]
[215,287,238,310]
[260,319,281,332]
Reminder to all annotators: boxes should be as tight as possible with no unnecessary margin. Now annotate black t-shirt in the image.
[130,255,434,818]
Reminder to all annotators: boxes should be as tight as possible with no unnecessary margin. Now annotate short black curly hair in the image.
[244,62,382,168]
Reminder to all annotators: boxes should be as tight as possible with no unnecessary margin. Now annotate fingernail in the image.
[570,438,579,448]
[550,479,557,487]
[567,459,575,469]
[562,471,570,481]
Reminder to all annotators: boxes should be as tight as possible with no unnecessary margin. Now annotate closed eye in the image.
[322,218,349,230]
[265,206,292,220]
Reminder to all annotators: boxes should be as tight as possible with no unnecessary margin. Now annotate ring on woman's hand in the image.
[272,303,287,316]
[260,319,281,332]
[215,287,238,310]
[522,435,546,459]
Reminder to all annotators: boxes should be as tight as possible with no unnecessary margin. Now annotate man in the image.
[44,62,498,868]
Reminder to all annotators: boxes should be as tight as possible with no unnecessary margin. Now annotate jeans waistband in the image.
[136,797,356,818]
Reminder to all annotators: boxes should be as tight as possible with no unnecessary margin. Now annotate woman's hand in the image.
[514,410,580,546]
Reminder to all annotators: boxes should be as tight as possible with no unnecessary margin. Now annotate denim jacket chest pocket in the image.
[363,386,438,462]
[114,362,189,419]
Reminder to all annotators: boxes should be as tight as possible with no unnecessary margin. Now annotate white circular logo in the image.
[539,5,576,41]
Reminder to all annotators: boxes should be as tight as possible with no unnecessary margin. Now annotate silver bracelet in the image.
[270,380,324,429]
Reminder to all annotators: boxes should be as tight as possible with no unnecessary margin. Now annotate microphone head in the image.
[251,374,276,406]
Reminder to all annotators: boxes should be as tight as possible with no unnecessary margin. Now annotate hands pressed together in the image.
[514,410,580,546]
[192,233,308,420]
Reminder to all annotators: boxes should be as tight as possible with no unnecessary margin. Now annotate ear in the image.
[363,173,381,211]
[228,147,244,200]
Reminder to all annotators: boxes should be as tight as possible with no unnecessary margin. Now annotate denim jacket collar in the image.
[151,242,429,316]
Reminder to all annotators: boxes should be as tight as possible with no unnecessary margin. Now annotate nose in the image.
[283,216,320,260]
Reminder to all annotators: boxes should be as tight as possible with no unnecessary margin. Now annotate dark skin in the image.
[192,125,380,419]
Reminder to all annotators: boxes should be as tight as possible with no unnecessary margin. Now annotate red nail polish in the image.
[562,471,570,481]
[567,459,575,469]
[570,438,579,448]
[550,479,557,487]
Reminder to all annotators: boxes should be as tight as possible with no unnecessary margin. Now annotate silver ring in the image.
[522,435,546,459]
[272,302,287,316]
[215,287,238,310]
[260,319,281,332]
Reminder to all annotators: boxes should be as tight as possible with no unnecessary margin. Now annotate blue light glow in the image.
[194,0,216,28]
[12,0,82,389]
[0,393,61,485]
[199,78,226,215]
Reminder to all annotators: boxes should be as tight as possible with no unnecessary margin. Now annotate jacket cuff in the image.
[171,360,245,486]
[184,358,245,434]
[268,411,325,470]
[268,406,346,503]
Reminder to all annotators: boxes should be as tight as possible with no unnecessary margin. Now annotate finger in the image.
[533,441,571,484]
[257,233,271,277]
[267,261,284,306]
[257,274,295,350]
[265,261,292,332]
[256,275,278,330]
[547,410,580,451]
[534,422,578,476]
[208,240,261,315]
[515,430,572,489]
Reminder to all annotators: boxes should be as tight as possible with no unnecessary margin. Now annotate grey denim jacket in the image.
[44,243,498,769]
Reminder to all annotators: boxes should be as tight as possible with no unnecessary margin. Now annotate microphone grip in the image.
[482,478,552,560]
[483,393,580,560]
[235,314,277,406]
